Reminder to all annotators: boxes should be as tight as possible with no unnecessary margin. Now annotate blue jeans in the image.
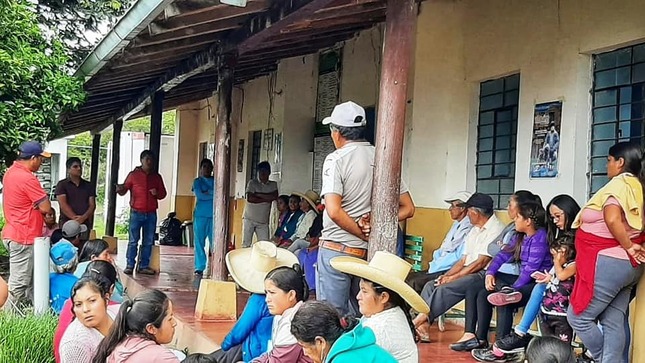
[567,255,643,363]
[316,247,362,316]
[193,216,213,272]
[127,211,157,269]
[515,283,547,334]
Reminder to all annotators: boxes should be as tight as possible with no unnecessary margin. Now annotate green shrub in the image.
[0,243,7,257]
[0,311,57,363]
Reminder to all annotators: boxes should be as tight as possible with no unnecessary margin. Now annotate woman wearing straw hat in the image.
[208,241,299,363]
[331,251,430,363]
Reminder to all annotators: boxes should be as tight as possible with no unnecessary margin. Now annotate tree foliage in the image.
[35,0,132,66]
[0,0,85,168]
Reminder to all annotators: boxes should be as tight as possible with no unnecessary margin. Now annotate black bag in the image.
[159,212,182,246]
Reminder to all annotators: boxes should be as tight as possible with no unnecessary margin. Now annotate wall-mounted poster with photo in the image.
[530,101,562,178]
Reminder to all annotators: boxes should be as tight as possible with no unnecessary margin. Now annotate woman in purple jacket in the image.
[460,200,552,356]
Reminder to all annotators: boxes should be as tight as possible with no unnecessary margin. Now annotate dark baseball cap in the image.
[19,141,51,158]
[465,192,494,211]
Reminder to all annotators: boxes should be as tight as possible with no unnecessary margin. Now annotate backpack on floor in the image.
[159,212,182,246]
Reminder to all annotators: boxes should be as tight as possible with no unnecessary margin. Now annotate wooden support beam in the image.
[147,1,268,35]
[150,91,164,171]
[106,119,123,237]
[231,0,338,55]
[90,134,101,193]
[211,53,236,281]
[368,0,417,258]
[91,44,219,134]
[137,20,240,47]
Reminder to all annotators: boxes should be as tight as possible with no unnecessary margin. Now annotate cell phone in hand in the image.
[531,271,547,280]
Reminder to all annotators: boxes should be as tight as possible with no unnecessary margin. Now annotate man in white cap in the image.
[317,101,415,316]
[406,191,473,293]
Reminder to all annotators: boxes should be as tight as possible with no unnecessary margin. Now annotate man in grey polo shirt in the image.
[242,161,278,247]
[317,101,415,315]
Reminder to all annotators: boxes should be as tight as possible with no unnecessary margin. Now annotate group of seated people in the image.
[403,141,645,363]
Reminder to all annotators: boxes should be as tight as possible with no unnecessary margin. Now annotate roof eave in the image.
[74,0,176,81]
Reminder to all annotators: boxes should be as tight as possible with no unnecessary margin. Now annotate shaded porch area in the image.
[113,242,477,361]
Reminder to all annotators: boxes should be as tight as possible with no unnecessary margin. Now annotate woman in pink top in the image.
[92,289,179,363]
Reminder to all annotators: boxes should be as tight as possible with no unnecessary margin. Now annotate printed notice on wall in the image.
[530,101,562,178]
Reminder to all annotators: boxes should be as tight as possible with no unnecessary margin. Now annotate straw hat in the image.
[226,241,299,294]
[330,251,430,314]
[294,190,320,212]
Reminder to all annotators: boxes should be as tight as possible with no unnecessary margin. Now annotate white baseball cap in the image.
[444,191,473,204]
[322,101,367,128]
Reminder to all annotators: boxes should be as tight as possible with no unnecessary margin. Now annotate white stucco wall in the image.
[407,0,645,208]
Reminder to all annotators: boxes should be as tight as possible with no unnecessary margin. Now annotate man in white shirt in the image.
[406,191,473,293]
[242,161,278,247]
[412,193,505,333]
[317,101,415,316]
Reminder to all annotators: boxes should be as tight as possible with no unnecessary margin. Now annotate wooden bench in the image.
[404,235,424,272]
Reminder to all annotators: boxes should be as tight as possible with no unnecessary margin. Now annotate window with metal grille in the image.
[476,74,520,209]
[249,130,263,182]
[590,44,645,195]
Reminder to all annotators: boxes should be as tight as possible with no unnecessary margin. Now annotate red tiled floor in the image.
[115,244,480,361]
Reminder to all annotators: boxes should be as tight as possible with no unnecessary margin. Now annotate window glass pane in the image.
[512,106,518,120]
[480,94,504,111]
[505,74,520,90]
[497,110,512,122]
[634,44,645,63]
[595,48,632,71]
[593,106,617,123]
[620,104,631,120]
[497,121,513,136]
[500,179,515,194]
[595,67,631,89]
[479,137,494,151]
[478,151,493,165]
[632,103,644,120]
[633,63,645,83]
[479,111,495,125]
[496,136,511,149]
[593,123,616,140]
[634,84,645,101]
[620,86,632,104]
[498,194,512,209]
[481,79,504,97]
[477,165,492,178]
[495,149,512,163]
[619,121,633,139]
[504,90,519,106]
[594,89,617,107]
[479,125,494,138]
[477,179,499,194]
[591,175,609,194]
[494,164,512,177]
[591,140,614,157]
[591,157,607,174]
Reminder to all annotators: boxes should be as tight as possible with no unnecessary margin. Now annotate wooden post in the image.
[210,54,235,281]
[90,134,101,191]
[106,120,123,236]
[89,133,101,231]
[368,0,417,259]
[150,91,164,171]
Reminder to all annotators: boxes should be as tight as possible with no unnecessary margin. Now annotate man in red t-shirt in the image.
[2,141,52,308]
[116,150,167,275]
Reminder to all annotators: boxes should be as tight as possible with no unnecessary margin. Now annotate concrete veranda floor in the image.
[113,242,481,361]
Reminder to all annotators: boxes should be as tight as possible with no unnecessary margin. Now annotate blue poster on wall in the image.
[530,101,562,178]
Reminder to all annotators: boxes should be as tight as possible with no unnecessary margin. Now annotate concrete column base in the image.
[149,245,161,272]
[194,280,237,321]
[103,235,118,254]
